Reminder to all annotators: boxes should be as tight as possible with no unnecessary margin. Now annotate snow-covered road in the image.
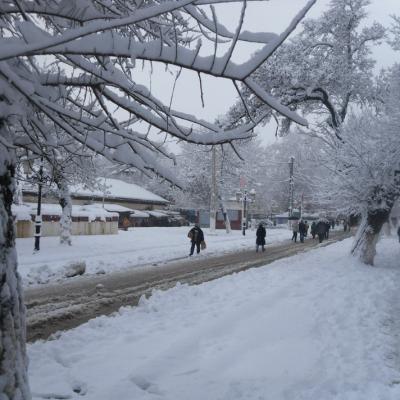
[17,226,291,286]
[28,237,400,400]
[25,232,347,342]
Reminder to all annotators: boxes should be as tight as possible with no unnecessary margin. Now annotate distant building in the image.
[19,178,190,233]
[390,200,400,227]
[273,210,300,225]
[13,203,118,238]
[273,210,320,225]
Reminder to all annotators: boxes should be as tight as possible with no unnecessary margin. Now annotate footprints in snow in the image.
[130,375,164,396]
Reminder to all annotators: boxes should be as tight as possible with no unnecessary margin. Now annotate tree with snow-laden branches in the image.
[320,111,400,264]
[299,64,400,265]
[390,15,400,51]
[0,1,317,397]
[228,0,385,138]
[227,0,400,265]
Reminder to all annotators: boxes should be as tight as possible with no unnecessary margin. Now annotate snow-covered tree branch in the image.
[0,1,318,398]
[227,0,385,137]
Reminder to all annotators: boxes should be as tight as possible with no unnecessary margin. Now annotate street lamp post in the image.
[288,156,295,218]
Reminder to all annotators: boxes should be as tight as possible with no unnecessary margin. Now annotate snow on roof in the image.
[130,210,150,218]
[16,202,118,221]
[147,210,168,218]
[274,210,299,218]
[102,203,134,213]
[71,178,169,204]
[12,204,32,221]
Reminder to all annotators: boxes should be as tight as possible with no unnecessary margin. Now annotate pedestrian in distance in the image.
[291,219,299,243]
[397,226,400,243]
[310,221,316,239]
[304,221,309,237]
[316,219,328,243]
[187,223,205,256]
[299,220,306,243]
[256,223,266,252]
[325,220,330,239]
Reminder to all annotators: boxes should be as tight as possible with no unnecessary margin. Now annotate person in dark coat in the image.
[188,224,205,256]
[304,221,309,237]
[310,221,317,239]
[397,226,400,243]
[299,220,306,243]
[315,219,327,243]
[256,223,266,252]
[325,220,330,239]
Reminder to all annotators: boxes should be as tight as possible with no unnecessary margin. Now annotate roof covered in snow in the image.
[23,178,169,205]
[71,178,169,204]
[102,203,135,213]
[130,210,150,218]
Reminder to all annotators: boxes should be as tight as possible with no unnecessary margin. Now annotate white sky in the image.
[132,0,400,150]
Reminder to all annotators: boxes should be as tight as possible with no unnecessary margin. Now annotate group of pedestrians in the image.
[292,218,332,244]
[291,220,310,243]
[187,216,343,257]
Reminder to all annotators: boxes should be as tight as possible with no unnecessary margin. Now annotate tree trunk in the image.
[57,178,72,246]
[218,196,231,233]
[351,207,392,266]
[0,125,31,399]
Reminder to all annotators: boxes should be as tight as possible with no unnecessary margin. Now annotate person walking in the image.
[188,224,205,256]
[291,219,299,242]
[310,221,316,239]
[397,226,400,243]
[304,221,309,237]
[299,220,306,243]
[325,220,330,239]
[316,219,327,243]
[256,223,266,252]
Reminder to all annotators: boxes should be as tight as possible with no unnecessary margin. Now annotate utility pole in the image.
[34,155,44,252]
[209,146,217,232]
[288,156,295,218]
[299,192,304,220]
[242,189,247,236]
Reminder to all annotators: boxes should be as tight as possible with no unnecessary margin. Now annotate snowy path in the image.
[28,237,400,400]
[25,232,348,342]
[17,227,290,286]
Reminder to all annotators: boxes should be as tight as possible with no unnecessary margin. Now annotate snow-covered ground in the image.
[17,227,291,286]
[29,237,400,400]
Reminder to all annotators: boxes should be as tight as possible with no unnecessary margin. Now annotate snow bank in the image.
[28,238,400,400]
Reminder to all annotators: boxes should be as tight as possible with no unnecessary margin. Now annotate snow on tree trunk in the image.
[219,197,231,234]
[0,124,31,399]
[57,179,72,246]
[351,208,392,266]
